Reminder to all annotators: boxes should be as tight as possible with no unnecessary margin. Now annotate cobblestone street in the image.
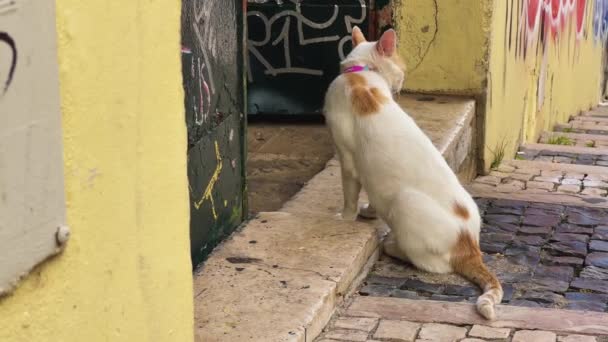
[315,108,608,341]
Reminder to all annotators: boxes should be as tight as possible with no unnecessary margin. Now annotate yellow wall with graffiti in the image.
[0,1,194,342]
[394,0,606,171]
[394,0,493,94]
[484,0,605,170]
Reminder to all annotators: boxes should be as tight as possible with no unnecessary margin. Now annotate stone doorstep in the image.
[193,211,380,342]
[346,296,608,336]
[193,94,477,342]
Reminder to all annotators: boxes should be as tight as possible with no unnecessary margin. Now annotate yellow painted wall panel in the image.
[484,0,604,170]
[395,0,493,94]
[0,1,194,341]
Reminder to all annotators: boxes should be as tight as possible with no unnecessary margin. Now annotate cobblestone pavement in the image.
[316,108,608,341]
[360,198,608,312]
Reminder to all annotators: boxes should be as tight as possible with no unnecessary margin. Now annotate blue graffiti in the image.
[593,0,608,42]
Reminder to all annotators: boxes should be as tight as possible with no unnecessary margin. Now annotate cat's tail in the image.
[450,231,503,320]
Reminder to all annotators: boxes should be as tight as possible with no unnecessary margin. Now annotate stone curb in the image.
[346,296,608,336]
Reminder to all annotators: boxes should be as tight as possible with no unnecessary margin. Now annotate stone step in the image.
[540,131,608,148]
[518,143,608,166]
[555,122,608,135]
[572,115,608,125]
[396,94,478,182]
[582,105,608,117]
[194,94,478,342]
[467,159,608,207]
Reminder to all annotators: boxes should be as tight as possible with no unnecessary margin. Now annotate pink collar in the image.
[342,65,371,73]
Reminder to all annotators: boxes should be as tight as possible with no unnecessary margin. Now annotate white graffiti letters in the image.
[247,0,366,81]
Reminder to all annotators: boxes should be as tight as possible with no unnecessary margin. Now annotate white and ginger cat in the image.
[324,27,503,320]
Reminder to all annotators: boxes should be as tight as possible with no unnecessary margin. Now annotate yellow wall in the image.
[395,0,493,94]
[0,1,194,342]
[484,0,604,170]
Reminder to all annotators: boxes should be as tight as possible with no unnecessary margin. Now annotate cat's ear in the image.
[376,29,397,57]
[352,26,367,47]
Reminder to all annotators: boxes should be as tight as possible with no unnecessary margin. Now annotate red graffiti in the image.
[525,0,586,41]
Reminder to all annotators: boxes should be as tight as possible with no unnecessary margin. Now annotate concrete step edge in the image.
[556,122,608,133]
[540,131,608,143]
[520,143,608,156]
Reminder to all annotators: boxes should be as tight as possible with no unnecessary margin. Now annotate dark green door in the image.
[181,0,247,267]
[247,0,372,115]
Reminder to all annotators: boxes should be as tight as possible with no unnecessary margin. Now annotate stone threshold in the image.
[345,296,608,336]
[193,94,477,342]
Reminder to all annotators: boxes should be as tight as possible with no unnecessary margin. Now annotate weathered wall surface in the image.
[182,0,247,267]
[394,0,493,94]
[484,0,607,170]
[0,1,194,341]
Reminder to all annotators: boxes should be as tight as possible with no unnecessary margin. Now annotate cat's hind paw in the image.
[358,203,377,219]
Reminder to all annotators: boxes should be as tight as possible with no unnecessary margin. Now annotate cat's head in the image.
[343,27,405,94]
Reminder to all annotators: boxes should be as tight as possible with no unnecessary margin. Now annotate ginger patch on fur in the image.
[453,202,470,220]
[345,73,387,116]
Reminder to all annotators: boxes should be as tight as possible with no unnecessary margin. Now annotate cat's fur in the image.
[323,27,503,320]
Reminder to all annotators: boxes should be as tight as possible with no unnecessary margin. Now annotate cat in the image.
[323,27,503,320]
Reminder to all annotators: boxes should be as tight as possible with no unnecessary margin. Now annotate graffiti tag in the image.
[247,0,366,81]
[193,141,223,220]
[0,31,17,96]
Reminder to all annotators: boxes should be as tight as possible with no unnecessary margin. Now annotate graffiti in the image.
[503,0,608,58]
[0,0,18,15]
[593,0,608,40]
[502,0,608,111]
[193,141,223,221]
[518,0,586,50]
[247,0,366,81]
[182,45,212,126]
[180,0,217,126]
[0,31,17,96]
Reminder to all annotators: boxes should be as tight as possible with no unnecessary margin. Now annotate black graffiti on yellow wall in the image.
[0,31,17,96]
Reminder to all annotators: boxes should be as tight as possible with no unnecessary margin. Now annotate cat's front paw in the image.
[337,210,358,221]
[358,203,377,219]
